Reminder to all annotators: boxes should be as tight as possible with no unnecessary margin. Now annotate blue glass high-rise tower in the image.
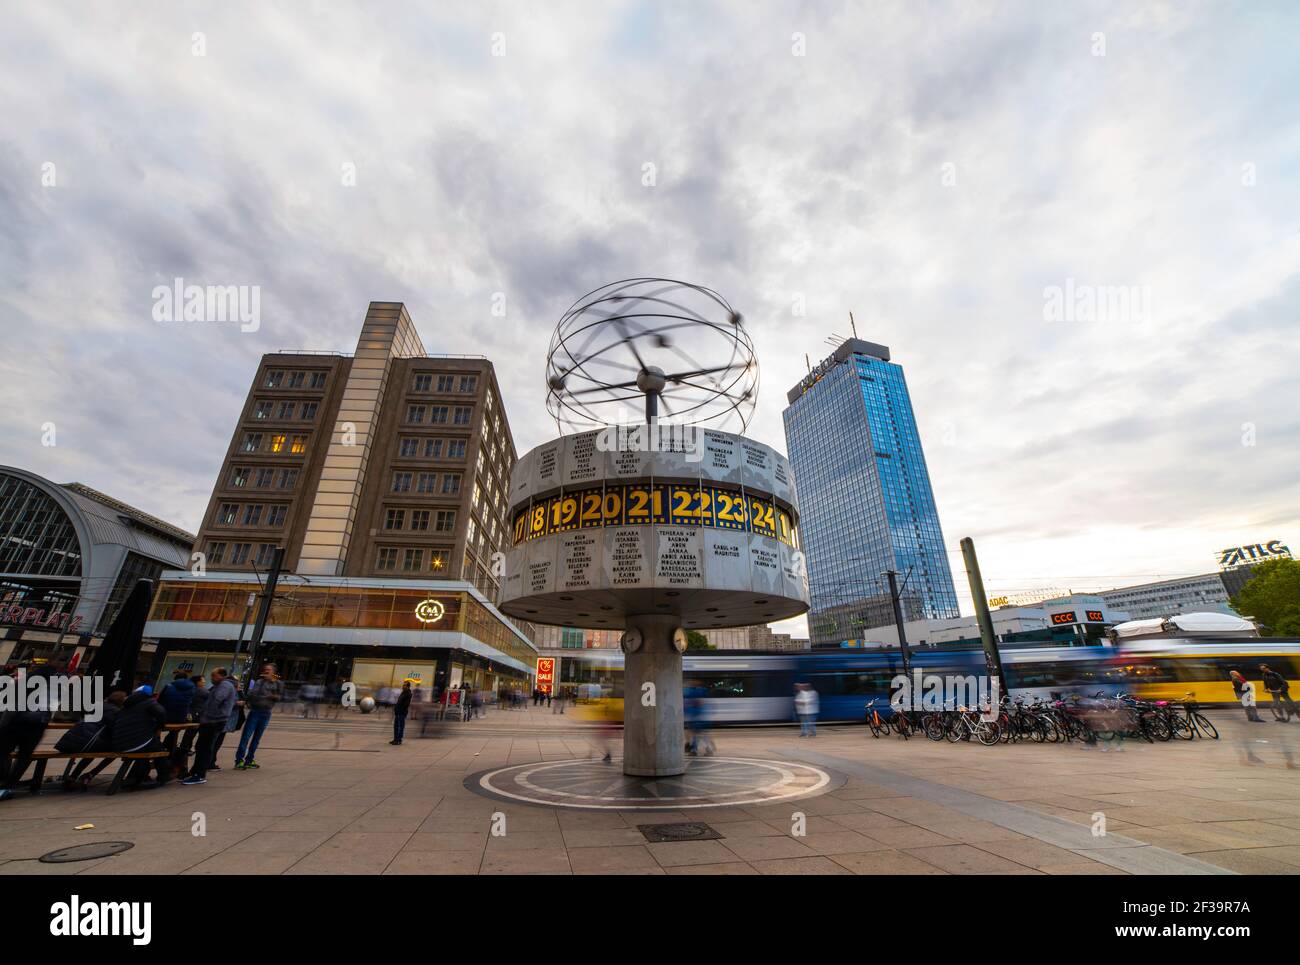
[782,338,959,647]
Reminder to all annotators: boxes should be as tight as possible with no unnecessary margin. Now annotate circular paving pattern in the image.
[467,756,841,811]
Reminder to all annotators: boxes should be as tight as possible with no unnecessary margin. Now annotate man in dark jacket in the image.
[0,666,55,801]
[182,668,236,785]
[391,681,413,745]
[60,691,127,789]
[235,663,282,769]
[1261,664,1297,721]
[111,687,169,787]
[159,671,197,774]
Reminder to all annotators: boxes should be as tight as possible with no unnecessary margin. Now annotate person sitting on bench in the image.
[59,691,127,789]
[111,686,169,788]
[0,666,54,801]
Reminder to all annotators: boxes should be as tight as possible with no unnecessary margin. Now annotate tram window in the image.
[697,674,788,699]
[806,672,894,696]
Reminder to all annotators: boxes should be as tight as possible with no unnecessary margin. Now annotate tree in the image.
[685,630,714,651]
[1230,558,1300,637]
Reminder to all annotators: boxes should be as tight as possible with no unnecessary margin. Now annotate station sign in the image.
[1,604,83,634]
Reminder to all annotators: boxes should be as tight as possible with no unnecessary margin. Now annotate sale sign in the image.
[536,657,557,694]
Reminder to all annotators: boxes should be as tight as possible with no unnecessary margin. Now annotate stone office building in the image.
[144,302,537,697]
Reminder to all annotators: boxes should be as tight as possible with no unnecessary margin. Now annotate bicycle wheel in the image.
[976,721,1001,746]
[1144,715,1172,742]
[924,716,946,741]
[868,718,886,738]
[1170,714,1195,740]
[945,719,965,742]
[894,715,911,739]
[1192,713,1219,740]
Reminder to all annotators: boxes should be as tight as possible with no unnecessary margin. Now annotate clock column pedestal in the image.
[621,614,686,778]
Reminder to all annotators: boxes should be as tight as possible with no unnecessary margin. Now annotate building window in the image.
[269,434,287,454]
[267,505,287,527]
[218,503,238,525]
[402,548,423,572]
[442,473,461,495]
[384,508,406,530]
[241,433,262,453]
[300,402,318,420]
[263,370,283,388]
[448,439,466,458]
[459,375,477,393]
[399,438,419,458]
[410,510,430,531]
[290,434,307,454]
[436,375,455,392]
[288,371,305,388]
[242,504,264,526]
[417,472,436,494]
[424,438,443,459]
[413,373,432,392]
[453,406,472,426]
[207,542,227,565]
[376,547,398,571]
[253,401,273,420]
[253,468,273,487]
[430,406,449,424]
[230,467,250,488]
[435,510,456,532]
[277,401,295,419]
[310,372,327,389]
[278,469,298,489]
[392,472,412,493]
[406,405,425,424]
[255,544,276,567]
[429,550,448,572]
[230,543,251,565]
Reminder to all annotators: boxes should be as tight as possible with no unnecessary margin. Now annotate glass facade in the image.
[0,474,83,577]
[783,344,958,646]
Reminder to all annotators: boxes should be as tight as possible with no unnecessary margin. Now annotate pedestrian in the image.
[1261,664,1297,721]
[391,681,412,745]
[158,670,196,775]
[60,690,127,789]
[236,662,283,769]
[182,667,237,785]
[0,667,54,801]
[111,686,170,788]
[1230,670,1264,723]
[794,683,820,737]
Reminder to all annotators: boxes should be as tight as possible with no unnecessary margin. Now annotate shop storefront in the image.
[143,573,538,698]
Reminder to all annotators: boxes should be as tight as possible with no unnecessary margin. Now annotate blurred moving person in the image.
[795,683,820,737]
[391,681,412,745]
[1261,664,1297,721]
[1230,670,1264,722]
[236,662,283,769]
[685,683,714,756]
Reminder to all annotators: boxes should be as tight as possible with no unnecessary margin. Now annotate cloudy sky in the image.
[2,1,1297,636]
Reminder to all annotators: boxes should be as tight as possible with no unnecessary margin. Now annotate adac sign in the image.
[1218,540,1292,569]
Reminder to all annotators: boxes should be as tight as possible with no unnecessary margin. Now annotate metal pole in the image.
[230,593,256,679]
[960,537,1007,699]
[885,570,912,703]
[243,546,285,682]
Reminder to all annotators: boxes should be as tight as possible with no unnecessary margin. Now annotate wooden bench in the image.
[9,724,198,796]
[9,749,171,796]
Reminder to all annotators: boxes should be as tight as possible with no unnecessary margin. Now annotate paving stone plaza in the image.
[4,707,1300,875]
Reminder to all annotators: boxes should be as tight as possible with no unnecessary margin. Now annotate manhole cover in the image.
[39,841,134,863]
[638,822,722,843]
